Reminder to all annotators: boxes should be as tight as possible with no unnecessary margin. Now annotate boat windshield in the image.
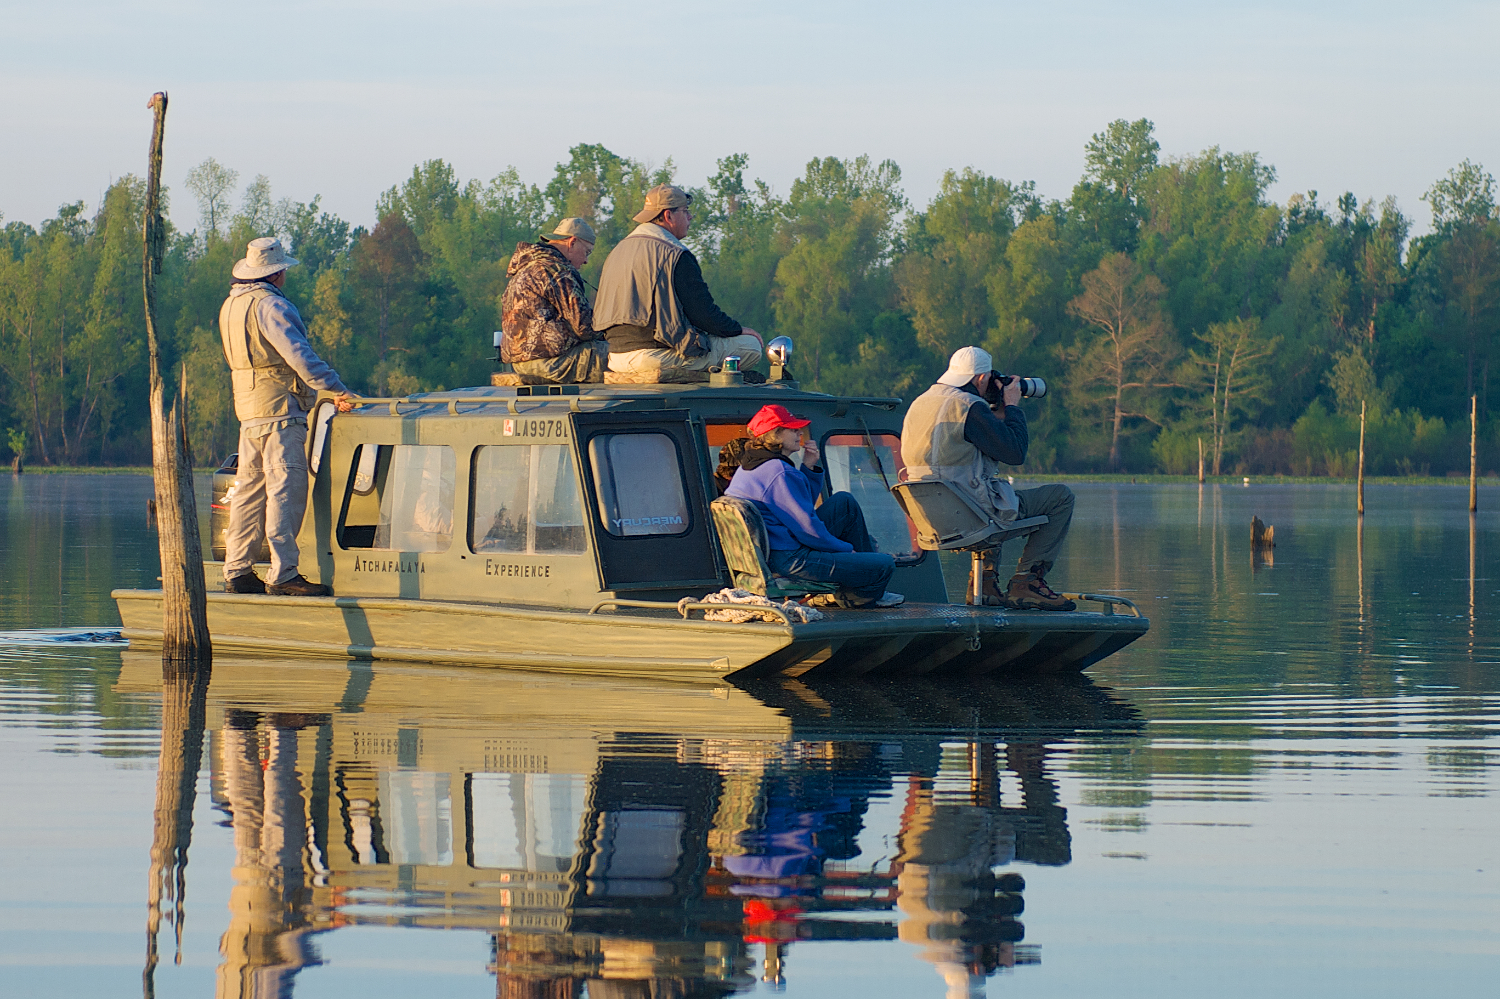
[823,433,920,560]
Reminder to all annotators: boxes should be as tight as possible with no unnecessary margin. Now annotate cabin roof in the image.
[340,383,905,419]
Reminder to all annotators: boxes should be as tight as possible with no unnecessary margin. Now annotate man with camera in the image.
[901,346,1076,611]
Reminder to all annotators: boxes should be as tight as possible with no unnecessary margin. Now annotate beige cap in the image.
[937,345,993,387]
[632,184,692,224]
[542,217,597,244]
[231,237,299,280]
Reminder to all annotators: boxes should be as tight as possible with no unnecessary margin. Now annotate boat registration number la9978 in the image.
[503,418,568,439]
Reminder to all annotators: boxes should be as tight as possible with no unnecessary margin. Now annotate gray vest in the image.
[592,223,706,357]
[218,287,317,422]
[901,383,1018,522]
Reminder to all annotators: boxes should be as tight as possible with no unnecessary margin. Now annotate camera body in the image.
[985,372,1047,404]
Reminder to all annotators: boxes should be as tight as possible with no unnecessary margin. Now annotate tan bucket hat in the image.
[542,217,597,244]
[632,184,692,224]
[232,237,299,280]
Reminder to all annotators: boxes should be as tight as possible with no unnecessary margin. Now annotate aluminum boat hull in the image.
[112,588,1148,681]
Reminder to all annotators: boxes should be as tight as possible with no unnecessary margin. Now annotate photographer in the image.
[901,346,1076,611]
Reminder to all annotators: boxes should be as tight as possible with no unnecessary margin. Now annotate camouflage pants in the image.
[511,339,609,383]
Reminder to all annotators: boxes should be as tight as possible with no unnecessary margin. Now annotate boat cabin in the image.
[216,381,950,607]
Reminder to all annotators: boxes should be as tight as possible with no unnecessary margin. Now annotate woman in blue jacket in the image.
[725,405,902,608]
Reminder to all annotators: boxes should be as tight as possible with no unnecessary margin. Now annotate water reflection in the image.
[118,655,1140,997]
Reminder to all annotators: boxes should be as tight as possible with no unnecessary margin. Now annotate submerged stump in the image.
[1251,515,1275,549]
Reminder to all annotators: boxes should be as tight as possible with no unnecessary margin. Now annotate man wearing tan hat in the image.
[219,236,354,597]
[594,184,764,377]
[902,346,1076,611]
[499,217,607,383]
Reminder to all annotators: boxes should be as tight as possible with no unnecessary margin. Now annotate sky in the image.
[2,0,1496,235]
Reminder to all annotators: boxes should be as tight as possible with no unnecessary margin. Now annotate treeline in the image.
[3,121,1499,474]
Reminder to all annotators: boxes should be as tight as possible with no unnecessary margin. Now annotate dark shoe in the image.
[1005,571,1075,612]
[267,574,332,597]
[226,573,266,594]
[742,370,767,384]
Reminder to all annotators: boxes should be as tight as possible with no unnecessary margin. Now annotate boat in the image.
[120,653,1144,993]
[113,358,1148,679]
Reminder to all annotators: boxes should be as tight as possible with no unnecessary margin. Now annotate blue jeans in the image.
[767,492,894,607]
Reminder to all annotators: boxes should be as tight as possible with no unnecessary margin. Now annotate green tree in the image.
[1190,317,1278,474]
[183,158,239,236]
[773,156,907,390]
[1067,253,1178,469]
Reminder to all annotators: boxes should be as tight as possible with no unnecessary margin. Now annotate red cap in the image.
[747,404,811,437]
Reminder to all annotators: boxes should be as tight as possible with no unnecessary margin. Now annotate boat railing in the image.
[1060,593,1142,617]
[587,597,795,626]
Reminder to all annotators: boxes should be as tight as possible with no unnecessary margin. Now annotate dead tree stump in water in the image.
[143,92,211,666]
[1251,516,1275,549]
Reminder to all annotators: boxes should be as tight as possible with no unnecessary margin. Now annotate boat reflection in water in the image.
[124,656,1141,998]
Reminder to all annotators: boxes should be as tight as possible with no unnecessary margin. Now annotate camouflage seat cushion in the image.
[709,496,838,598]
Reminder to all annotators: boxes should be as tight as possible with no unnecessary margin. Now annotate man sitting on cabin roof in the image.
[219,237,355,597]
[902,346,1075,611]
[499,218,608,383]
[726,405,904,609]
[594,184,765,380]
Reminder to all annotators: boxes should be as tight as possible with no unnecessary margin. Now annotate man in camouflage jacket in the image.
[499,218,607,383]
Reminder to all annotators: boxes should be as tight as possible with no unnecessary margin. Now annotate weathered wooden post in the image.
[1197,437,1205,483]
[1470,394,1478,513]
[142,664,210,998]
[143,92,211,665]
[1357,399,1366,516]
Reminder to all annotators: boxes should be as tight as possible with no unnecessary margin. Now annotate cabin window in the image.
[470,444,587,555]
[338,444,455,552]
[588,433,691,537]
[823,433,921,560]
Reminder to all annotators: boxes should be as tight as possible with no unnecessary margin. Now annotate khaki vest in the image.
[218,287,317,422]
[901,383,1018,522]
[592,223,706,357]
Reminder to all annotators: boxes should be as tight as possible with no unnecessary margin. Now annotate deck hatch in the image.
[570,410,723,590]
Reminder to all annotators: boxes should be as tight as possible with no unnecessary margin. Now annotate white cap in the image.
[937,345,993,387]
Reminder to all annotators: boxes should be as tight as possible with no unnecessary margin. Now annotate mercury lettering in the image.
[612,516,684,530]
[485,559,552,578]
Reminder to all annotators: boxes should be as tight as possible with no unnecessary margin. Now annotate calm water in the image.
[1,475,1497,998]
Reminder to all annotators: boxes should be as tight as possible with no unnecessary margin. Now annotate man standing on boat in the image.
[902,346,1076,611]
[219,237,354,597]
[499,218,608,383]
[594,184,765,379]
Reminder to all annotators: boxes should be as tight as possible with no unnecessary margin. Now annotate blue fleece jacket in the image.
[725,458,853,553]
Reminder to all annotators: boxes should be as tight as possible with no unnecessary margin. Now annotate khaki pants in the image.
[224,421,309,585]
[1010,483,1074,576]
[608,330,764,374]
[511,339,609,383]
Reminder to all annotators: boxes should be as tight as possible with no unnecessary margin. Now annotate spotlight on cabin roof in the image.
[767,336,793,366]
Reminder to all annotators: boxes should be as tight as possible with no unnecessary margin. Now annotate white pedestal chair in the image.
[889,481,1047,606]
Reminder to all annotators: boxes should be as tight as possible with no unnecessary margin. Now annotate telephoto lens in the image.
[992,374,1048,399]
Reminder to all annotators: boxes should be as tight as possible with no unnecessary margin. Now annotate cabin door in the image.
[570,409,723,591]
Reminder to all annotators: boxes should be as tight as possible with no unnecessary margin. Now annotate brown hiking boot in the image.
[966,564,1008,606]
[1004,571,1076,612]
[267,574,333,597]
[226,573,266,594]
